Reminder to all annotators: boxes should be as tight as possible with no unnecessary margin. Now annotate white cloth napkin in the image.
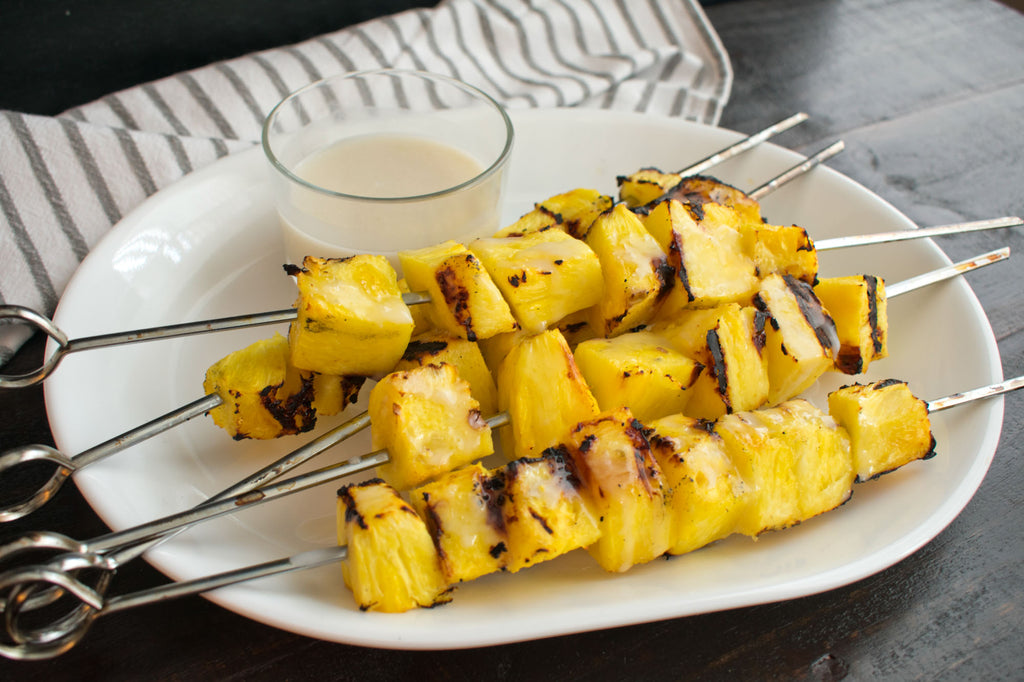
[0,0,731,365]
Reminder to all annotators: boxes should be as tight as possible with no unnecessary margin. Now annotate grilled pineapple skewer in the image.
[342,377,934,612]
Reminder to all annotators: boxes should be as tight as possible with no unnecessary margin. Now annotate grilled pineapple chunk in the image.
[468,229,603,333]
[398,241,518,341]
[395,332,498,416]
[564,408,672,572]
[756,400,853,521]
[496,189,613,239]
[643,200,759,313]
[203,333,316,440]
[496,329,600,460]
[715,407,802,536]
[740,222,817,284]
[287,255,414,377]
[827,379,934,481]
[754,273,839,405]
[585,203,672,336]
[814,275,888,375]
[574,330,702,422]
[647,413,750,555]
[666,304,770,419]
[412,463,508,583]
[337,479,452,612]
[369,363,493,490]
[617,167,680,208]
[664,175,764,228]
[501,450,601,573]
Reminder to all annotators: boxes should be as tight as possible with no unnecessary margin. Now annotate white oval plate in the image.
[46,109,1004,649]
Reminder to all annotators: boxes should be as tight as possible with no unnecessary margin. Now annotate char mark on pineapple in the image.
[786,274,840,352]
[752,309,769,352]
[436,257,477,341]
[257,374,317,439]
[865,275,883,354]
[337,484,369,530]
[481,469,508,535]
[402,340,449,362]
[705,328,730,407]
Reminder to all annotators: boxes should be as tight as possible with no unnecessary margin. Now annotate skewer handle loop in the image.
[0,306,70,388]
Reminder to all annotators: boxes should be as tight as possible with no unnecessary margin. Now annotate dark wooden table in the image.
[1,1,1022,679]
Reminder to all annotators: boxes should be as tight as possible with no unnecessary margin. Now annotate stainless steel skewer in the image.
[1,374,1020,662]
[676,111,809,177]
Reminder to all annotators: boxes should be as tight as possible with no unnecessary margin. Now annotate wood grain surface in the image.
[0,1,1021,679]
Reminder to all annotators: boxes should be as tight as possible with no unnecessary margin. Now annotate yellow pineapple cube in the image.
[203,333,316,440]
[495,189,614,239]
[754,273,839,405]
[827,379,934,481]
[667,175,764,228]
[337,479,452,612]
[814,275,889,375]
[494,208,562,238]
[496,329,600,460]
[585,203,673,336]
[617,167,680,208]
[756,400,853,521]
[394,332,498,416]
[565,408,672,572]
[674,304,770,419]
[573,330,702,422]
[740,222,818,284]
[500,450,602,573]
[311,373,365,417]
[647,413,750,555]
[398,240,518,342]
[468,230,603,333]
[287,255,414,377]
[642,200,759,313]
[411,463,508,583]
[369,363,494,490]
[715,407,801,536]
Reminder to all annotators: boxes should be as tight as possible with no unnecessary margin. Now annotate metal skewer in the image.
[1,373,1020,661]
[676,111,809,177]
[815,216,1023,251]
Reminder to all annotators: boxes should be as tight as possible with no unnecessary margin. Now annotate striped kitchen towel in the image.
[0,0,731,366]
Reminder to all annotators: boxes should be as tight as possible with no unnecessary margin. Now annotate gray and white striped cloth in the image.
[0,0,731,366]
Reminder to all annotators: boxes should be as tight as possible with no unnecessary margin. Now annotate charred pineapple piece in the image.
[555,308,599,348]
[369,363,493,490]
[412,463,508,583]
[468,229,603,334]
[573,330,702,423]
[337,479,452,612]
[496,329,600,460]
[755,400,853,521]
[617,168,680,208]
[663,175,763,228]
[563,408,672,572]
[827,379,934,481]
[287,255,414,377]
[714,407,802,536]
[754,273,839,405]
[203,333,316,440]
[398,240,518,342]
[647,413,750,555]
[495,189,613,239]
[813,275,888,375]
[663,304,769,419]
[585,203,673,336]
[395,332,498,416]
[494,209,561,238]
[740,222,818,284]
[501,449,601,573]
[311,373,365,417]
[643,200,760,313]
